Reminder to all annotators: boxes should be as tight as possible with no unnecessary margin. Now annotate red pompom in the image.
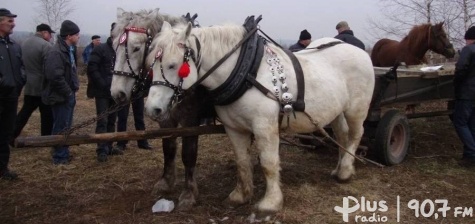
[178,62,190,78]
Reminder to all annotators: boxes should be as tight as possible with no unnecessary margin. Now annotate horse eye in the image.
[133,47,140,52]
[168,64,176,70]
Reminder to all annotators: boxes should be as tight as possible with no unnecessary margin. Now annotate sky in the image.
[4,0,384,46]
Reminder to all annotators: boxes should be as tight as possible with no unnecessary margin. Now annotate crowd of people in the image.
[1,7,475,180]
[0,8,153,180]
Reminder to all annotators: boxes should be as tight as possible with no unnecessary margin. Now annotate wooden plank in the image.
[14,125,226,148]
[374,63,455,77]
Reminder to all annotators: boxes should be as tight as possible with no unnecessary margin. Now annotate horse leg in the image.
[336,112,366,181]
[152,137,177,195]
[224,128,254,207]
[253,127,283,218]
[330,114,349,178]
[176,135,199,211]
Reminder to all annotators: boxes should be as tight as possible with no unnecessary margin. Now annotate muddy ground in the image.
[0,74,474,224]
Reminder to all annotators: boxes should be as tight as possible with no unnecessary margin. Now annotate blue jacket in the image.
[82,43,94,64]
[0,36,25,98]
[335,30,365,50]
[289,42,306,52]
[454,43,475,100]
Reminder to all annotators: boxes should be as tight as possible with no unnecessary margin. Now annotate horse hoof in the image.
[177,191,196,211]
[222,197,246,209]
[151,179,173,195]
[246,211,276,223]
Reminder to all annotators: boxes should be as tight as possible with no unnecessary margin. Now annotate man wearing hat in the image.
[289,29,312,52]
[0,8,24,180]
[335,21,365,50]
[14,24,55,142]
[42,20,80,165]
[87,23,123,162]
[452,26,475,167]
[82,35,101,64]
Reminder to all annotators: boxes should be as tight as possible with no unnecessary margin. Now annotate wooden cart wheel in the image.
[375,109,410,165]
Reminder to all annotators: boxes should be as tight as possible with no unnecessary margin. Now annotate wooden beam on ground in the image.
[14,125,226,148]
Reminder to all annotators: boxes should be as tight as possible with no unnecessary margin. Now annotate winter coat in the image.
[454,43,475,100]
[335,30,365,50]
[42,36,79,105]
[86,37,115,98]
[289,42,306,52]
[0,35,25,98]
[21,33,52,96]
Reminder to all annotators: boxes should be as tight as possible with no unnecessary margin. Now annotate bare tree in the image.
[369,0,475,49]
[35,0,75,33]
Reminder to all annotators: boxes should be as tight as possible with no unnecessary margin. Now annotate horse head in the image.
[428,22,455,59]
[145,21,200,121]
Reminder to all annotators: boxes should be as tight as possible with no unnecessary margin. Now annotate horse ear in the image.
[151,8,160,17]
[181,22,192,39]
[161,21,172,32]
[117,8,125,19]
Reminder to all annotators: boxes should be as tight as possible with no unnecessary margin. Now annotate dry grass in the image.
[1,73,474,224]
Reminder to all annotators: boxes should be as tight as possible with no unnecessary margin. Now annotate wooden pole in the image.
[15,125,226,148]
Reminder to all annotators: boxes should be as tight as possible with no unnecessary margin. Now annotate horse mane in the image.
[400,23,431,51]
[113,9,187,38]
[192,24,246,57]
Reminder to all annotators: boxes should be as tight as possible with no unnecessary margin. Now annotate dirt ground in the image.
[1,74,474,224]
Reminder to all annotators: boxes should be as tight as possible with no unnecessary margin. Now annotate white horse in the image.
[110,8,210,211]
[144,21,375,217]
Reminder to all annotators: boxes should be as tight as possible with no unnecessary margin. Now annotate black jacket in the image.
[0,36,25,98]
[42,36,79,105]
[454,43,475,100]
[289,42,306,52]
[86,37,115,98]
[335,30,365,50]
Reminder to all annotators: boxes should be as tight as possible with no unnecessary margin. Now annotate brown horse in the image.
[371,22,455,67]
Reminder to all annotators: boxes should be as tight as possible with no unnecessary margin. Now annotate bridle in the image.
[112,27,153,94]
[427,24,453,54]
[149,39,200,106]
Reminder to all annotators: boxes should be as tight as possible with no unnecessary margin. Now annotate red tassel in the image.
[178,62,190,78]
[148,69,153,79]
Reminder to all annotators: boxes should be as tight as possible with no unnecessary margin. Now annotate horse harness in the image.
[112,13,200,96]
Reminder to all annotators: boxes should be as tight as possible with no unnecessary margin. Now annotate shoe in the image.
[97,153,108,162]
[138,144,152,150]
[53,155,73,165]
[109,148,124,156]
[113,145,126,151]
[458,157,475,167]
[0,169,18,180]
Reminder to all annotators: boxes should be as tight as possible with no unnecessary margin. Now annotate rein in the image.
[188,26,259,91]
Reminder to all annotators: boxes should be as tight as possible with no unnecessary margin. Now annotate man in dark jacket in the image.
[0,8,25,180]
[335,21,365,50]
[42,20,80,165]
[87,23,122,162]
[453,26,475,167]
[14,24,54,140]
[289,29,311,52]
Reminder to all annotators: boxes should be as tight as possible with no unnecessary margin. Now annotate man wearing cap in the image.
[42,20,80,165]
[335,21,365,50]
[0,8,25,180]
[452,26,475,167]
[82,35,100,64]
[289,29,312,52]
[13,24,55,141]
[87,23,122,162]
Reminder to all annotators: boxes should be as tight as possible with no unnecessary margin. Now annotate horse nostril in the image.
[117,91,126,102]
[154,108,162,115]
